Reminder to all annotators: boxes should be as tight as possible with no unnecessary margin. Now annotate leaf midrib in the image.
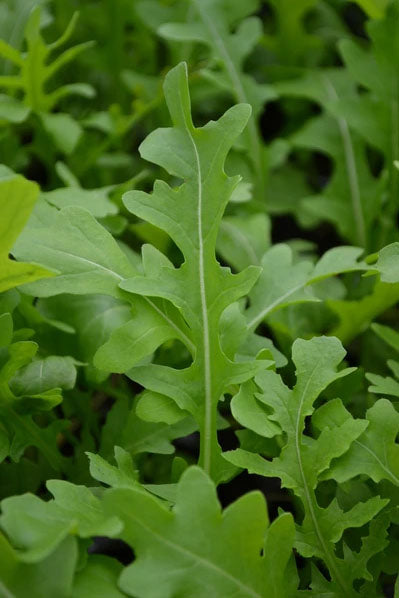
[354,438,399,485]
[323,75,366,247]
[184,116,213,475]
[294,362,353,595]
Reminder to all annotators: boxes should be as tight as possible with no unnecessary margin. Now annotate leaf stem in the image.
[186,125,214,476]
[323,76,366,248]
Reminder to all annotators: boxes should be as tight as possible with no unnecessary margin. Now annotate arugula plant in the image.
[159,0,275,205]
[225,336,389,596]
[0,7,94,166]
[0,8,94,113]
[274,1,399,251]
[276,69,382,249]
[14,62,268,483]
[2,1,399,596]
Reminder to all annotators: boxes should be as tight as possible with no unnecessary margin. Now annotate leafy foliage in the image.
[103,466,294,598]
[1,1,399,596]
[0,172,52,292]
[225,336,387,595]
[0,8,94,112]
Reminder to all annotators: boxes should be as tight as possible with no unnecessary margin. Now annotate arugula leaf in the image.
[103,466,295,598]
[0,9,94,113]
[37,294,132,382]
[277,69,382,247]
[0,476,123,598]
[264,0,321,66]
[99,395,196,460]
[364,322,399,398]
[14,205,194,369]
[72,555,127,598]
[225,336,388,595]
[217,213,270,271]
[1,2,399,595]
[314,398,399,485]
[0,481,121,560]
[114,62,265,481]
[44,162,119,218]
[10,355,77,397]
[246,244,369,331]
[13,205,135,298]
[160,0,275,203]
[329,283,399,344]
[0,313,73,470]
[87,446,139,491]
[336,2,399,245]
[0,533,77,598]
[0,174,53,293]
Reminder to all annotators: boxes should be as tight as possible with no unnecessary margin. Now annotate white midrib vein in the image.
[193,0,265,199]
[186,126,213,475]
[247,282,306,331]
[323,76,366,248]
[126,510,262,598]
[294,365,352,595]
[354,439,399,486]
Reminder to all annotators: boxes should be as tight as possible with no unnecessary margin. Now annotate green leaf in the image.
[263,0,321,66]
[225,336,386,595]
[10,355,77,397]
[366,371,399,397]
[0,534,77,598]
[136,390,188,425]
[0,486,119,563]
[314,398,399,486]
[0,94,30,123]
[72,555,127,598]
[14,207,194,368]
[372,242,399,283]
[99,396,196,459]
[0,318,69,470]
[118,62,264,482]
[336,3,399,245]
[231,381,281,438]
[87,446,139,490]
[246,244,369,331]
[217,213,270,271]
[103,466,295,598]
[0,313,13,348]
[44,187,118,219]
[37,294,132,381]
[39,112,82,155]
[159,0,275,202]
[0,174,53,293]
[0,8,95,112]
[277,69,381,247]
[372,322,399,352]
[329,281,399,344]
[13,206,136,298]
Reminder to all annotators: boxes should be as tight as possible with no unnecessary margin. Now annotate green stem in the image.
[324,76,366,248]
[295,369,355,595]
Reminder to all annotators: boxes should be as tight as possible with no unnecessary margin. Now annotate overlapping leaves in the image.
[225,336,388,595]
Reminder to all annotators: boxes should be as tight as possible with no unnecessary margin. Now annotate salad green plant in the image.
[2,1,399,596]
